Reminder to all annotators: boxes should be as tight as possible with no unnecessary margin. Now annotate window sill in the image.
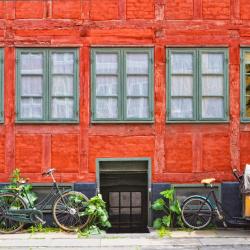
[15,120,79,124]
[91,120,154,124]
[166,120,229,124]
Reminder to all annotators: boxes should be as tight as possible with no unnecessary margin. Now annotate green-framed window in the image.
[167,48,228,122]
[240,48,250,121]
[16,48,79,123]
[0,49,3,122]
[91,48,154,122]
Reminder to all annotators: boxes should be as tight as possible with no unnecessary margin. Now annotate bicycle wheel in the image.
[52,191,90,231]
[181,197,213,229]
[0,193,27,234]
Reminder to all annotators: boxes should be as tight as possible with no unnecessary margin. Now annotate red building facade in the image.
[0,0,249,230]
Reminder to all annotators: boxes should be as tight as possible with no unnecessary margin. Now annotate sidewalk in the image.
[0,229,250,249]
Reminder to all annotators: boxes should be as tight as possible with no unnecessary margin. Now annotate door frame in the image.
[96,157,152,227]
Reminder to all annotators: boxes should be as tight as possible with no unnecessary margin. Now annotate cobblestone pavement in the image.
[1,229,250,249]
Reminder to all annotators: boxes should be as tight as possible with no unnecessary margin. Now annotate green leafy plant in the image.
[28,223,61,234]
[152,188,183,234]
[1,168,37,207]
[79,194,111,236]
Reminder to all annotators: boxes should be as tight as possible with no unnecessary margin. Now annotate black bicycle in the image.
[181,169,250,229]
[0,168,90,233]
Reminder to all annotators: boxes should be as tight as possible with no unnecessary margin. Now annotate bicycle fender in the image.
[182,195,213,208]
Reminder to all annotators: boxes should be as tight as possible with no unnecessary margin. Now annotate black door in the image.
[102,186,148,233]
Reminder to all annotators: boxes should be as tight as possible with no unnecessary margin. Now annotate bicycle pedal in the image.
[223,221,228,228]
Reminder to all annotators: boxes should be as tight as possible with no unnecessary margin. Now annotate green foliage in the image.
[28,224,61,234]
[1,168,37,207]
[152,188,183,236]
[79,194,111,236]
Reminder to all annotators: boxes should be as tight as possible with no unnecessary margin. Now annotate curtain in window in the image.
[20,53,43,119]
[125,53,149,118]
[95,53,119,119]
[170,53,194,119]
[51,52,74,119]
[201,53,224,118]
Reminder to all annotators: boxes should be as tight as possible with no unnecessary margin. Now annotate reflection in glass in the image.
[245,64,250,74]
[246,76,250,95]
[246,96,250,118]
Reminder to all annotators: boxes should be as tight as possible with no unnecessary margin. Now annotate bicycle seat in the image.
[201,178,216,184]
[16,178,29,184]
[42,168,55,177]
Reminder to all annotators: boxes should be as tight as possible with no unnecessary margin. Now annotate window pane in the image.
[96,53,118,74]
[52,53,74,74]
[52,76,74,96]
[171,76,193,96]
[126,53,148,74]
[170,98,193,119]
[246,75,250,95]
[202,76,223,96]
[20,98,43,119]
[126,98,149,118]
[246,96,250,118]
[21,76,43,96]
[202,97,224,118]
[96,76,118,96]
[96,97,118,119]
[127,76,148,96]
[121,192,130,207]
[21,53,43,74]
[171,53,193,74]
[51,98,74,119]
[202,53,223,74]
[245,52,250,63]
[246,64,250,74]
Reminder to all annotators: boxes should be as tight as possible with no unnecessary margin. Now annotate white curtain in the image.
[125,53,149,119]
[96,53,118,74]
[52,75,74,96]
[126,76,148,96]
[202,97,224,118]
[95,53,119,119]
[51,98,74,119]
[96,97,118,119]
[20,98,43,119]
[171,53,193,74]
[126,53,148,74]
[170,53,194,119]
[21,76,43,96]
[52,53,74,74]
[171,76,193,96]
[96,76,118,96]
[201,53,224,118]
[171,98,193,119]
[20,53,44,119]
[202,53,223,74]
[21,53,43,74]
[127,98,148,118]
[51,52,74,119]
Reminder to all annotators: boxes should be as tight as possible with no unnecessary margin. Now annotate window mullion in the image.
[120,49,124,121]
[46,49,50,121]
[196,49,200,121]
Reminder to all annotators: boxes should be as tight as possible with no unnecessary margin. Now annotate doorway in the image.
[96,158,151,233]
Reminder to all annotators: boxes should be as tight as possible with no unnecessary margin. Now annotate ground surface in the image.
[1,229,250,249]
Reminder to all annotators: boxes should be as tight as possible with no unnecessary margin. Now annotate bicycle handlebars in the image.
[232,168,243,183]
[42,168,55,177]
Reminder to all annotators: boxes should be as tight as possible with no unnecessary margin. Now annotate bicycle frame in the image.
[1,176,71,224]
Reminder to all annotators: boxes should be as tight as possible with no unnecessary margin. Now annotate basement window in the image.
[16,48,79,123]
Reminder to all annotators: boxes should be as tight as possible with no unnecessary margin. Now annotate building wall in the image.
[0,0,249,184]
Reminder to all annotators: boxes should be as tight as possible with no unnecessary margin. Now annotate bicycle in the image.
[181,169,250,229]
[0,168,90,233]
